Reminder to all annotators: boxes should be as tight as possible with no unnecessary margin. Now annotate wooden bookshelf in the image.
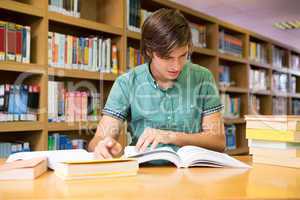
[1,0,300,156]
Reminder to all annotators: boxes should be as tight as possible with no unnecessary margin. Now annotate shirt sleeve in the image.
[102,75,130,121]
[199,70,224,116]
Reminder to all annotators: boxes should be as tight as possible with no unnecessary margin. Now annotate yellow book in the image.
[246,128,300,142]
[54,158,139,180]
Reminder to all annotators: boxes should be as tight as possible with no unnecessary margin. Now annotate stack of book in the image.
[246,115,300,168]
[0,84,39,122]
[48,0,80,18]
[249,68,268,91]
[190,23,207,48]
[272,72,288,93]
[48,81,100,122]
[0,21,31,63]
[219,29,243,57]
[48,32,118,74]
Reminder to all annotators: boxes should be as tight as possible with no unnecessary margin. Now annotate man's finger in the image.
[150,139,159,150]
[140,137,153,152]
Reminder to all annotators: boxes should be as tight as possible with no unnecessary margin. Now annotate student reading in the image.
[89,8,225,159]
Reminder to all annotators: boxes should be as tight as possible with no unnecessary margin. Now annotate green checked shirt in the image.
[102,61,223,147]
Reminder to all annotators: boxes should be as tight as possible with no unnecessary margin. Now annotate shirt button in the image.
[167,116,171,120]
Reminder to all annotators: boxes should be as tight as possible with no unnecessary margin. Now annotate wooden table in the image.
[0,156,300,199]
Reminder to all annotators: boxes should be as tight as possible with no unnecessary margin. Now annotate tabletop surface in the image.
[0,156,300,200]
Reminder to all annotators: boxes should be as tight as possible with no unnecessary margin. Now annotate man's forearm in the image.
[167,130,226,152]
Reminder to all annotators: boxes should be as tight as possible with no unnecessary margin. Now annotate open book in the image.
[124,145,251,168]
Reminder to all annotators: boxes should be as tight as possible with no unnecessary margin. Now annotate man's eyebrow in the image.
[169,51,188,58]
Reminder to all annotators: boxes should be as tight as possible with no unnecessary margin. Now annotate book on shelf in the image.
[249,68,268,91]
[249,41,267,64]
[48,0,80,18]
[0,141,30,158]
[48,81,100,122]
[0,21,30,63]
[220,93,241,118]
[127,0,142,32]
[54,158,138,180]
[48,133,86,150]
[190,23,207,48]
[48,32,118,74]
[225,124,236,150]
[127,46,144,70]
[291,54,300,71]
[272,45,287,68]
[292,99,300,115]
[272,72,288,93]
[219,29,243,57]
[219,65,234,87]
[272,97,288,115]
[249,95,261,114]
[0,157,47,180]
[123,145,250,168]
[291,76,297,94]
[0,84,39,122]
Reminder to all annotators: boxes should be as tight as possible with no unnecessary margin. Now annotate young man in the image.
[88,9,225,159]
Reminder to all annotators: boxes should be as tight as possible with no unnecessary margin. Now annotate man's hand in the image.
[136,128,172,152]
[94,137,122,159]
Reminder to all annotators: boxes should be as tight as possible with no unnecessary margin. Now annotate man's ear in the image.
[146,50,153,60]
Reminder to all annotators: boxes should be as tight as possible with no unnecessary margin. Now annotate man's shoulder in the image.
[186,62,213,78]
[115,63,148,84]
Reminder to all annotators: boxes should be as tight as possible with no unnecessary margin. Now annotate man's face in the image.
[151,45,189,81]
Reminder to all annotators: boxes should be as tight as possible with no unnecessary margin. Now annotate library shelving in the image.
[1,0,300,156]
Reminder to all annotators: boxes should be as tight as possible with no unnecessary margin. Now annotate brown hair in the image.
[141,8,192,62]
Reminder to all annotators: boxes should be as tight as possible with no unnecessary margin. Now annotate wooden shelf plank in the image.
[48,67,117,81]
[272,92,290,98]
[127,30,141,40]
[289,69,300,76]
[218,53,248,64]
[249,61,271,69]
[0,62,46,74]
[272,67,289,74]
[48,12,123,36]
[0,0,44,17]
[224,118,245,124]
[48,121,98,131]
[290,93,300,99]
[249,90,271,96]
[0,122,44,132]
[219,86,248,93]
[193,47,217,57]
[226,146,249,155]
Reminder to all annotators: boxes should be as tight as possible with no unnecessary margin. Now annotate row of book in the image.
[219,30,243,57]
[291,54,300,71]
[220,93,241,119]
[219,65,235,87]
[0,141,30,158]
[0,21,31,63]
[48,133,86,150]
[272,46,287,68]
[225,124,236,150]
[246,115,300,168]
[272,97,288,115]
[190,23,207,48]
[127,46,144,70]
[48,32,118,74]
[48,81,100,122]
[249,41,267,64]
[0,84,39,122]
[292,99,300,115]
[48,0,80,18]
[127,0,142,32]
[249,68,268,91]
[272,72,288,93]
[249,95,261,114]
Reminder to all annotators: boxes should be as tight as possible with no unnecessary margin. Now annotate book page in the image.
[124,146,180,167]
[177,146,251,168]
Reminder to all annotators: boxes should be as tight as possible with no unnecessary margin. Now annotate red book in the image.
[6,23,16,61]
[0,21,6,61]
